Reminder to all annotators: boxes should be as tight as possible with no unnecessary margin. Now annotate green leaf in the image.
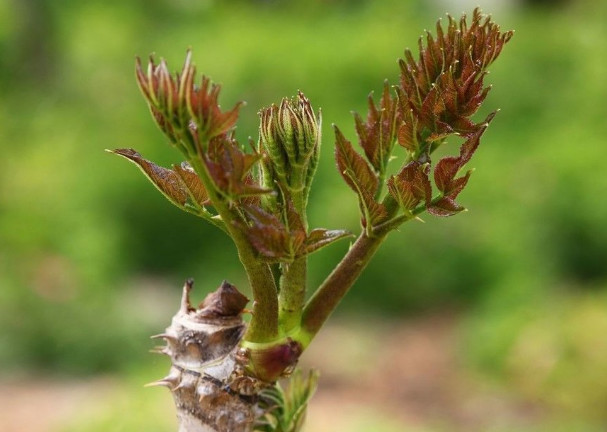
[255,369,319,432]
[108,148,187,208]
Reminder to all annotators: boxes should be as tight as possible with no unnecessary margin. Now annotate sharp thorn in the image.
[171,382,187,393]
[150,333,178,343]
[149,346,170,355]
[150,333,172,340]
[144,379,174,389]
[180,278,195,313]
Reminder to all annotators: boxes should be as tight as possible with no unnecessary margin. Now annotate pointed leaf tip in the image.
[110,148,189,209]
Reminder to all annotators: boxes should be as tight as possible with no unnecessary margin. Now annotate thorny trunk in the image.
[150,280,267,432]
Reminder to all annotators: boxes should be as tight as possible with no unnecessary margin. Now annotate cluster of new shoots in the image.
[112,7,512,390]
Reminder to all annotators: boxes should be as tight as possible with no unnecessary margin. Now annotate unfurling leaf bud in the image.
[135,50,243,153]
[259,92,321,211]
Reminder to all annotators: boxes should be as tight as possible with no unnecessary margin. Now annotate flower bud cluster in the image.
[259,92,321,214]
[136,50,242,153]
[335,8,513,226]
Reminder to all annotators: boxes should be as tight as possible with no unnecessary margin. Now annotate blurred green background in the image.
[1,0,607,430]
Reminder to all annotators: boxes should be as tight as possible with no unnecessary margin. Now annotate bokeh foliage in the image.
[1,0,607,427]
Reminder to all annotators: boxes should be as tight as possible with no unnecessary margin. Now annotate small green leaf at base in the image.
[255,369,319,432]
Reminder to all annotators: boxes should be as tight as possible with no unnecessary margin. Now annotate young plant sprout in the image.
[110,8,512,432]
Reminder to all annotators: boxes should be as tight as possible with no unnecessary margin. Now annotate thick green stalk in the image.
[298,193,437,345]
[298,231,387,346]
[278,168,308,334]
[278,257,307,333]
[188,155,279,343]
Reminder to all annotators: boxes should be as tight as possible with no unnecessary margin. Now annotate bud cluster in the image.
[335,7,513,229]
[396,8,513,153]
[135,50,243,153]
[259,92,321,217]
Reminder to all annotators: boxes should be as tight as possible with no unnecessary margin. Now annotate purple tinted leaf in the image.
[388,161,432,211]
[427,196,465,217]
[110,148,187,207]
[241,205,292,260]
[173,162,209,206]
[334,126,379,195]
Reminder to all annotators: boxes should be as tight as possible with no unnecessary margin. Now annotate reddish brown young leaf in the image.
[283,200,305,235]
[355,81,397,173]
[110,148,187,207]
[396,8,512,142]
[204,135,271,201]
[387,177,419,211]
[395,87,421,154]
[359,189,389,228]
[396,119,418,153]
[187,74,244,140]
[136,51,244,148]
[427,196,465,217]
[433,119,491,201]
[418,84,444,132]
[447,171,472,199]
[460,116,493,161]
[434,156,460,194]
[281,200,307,254]
[387,161,432,211]
[241,201,349,260]
[241,205,292,260]
[335,126,389,226]
[335,126,378,195]
[173,162,210,207]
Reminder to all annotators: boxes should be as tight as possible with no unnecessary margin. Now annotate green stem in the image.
[188,155,279,342]
[278,256,307,333]
[278,168,308,334]
[297,193,443,346]
[182,204,228,234]
[373,194,444,235]
[298,231,387,347]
